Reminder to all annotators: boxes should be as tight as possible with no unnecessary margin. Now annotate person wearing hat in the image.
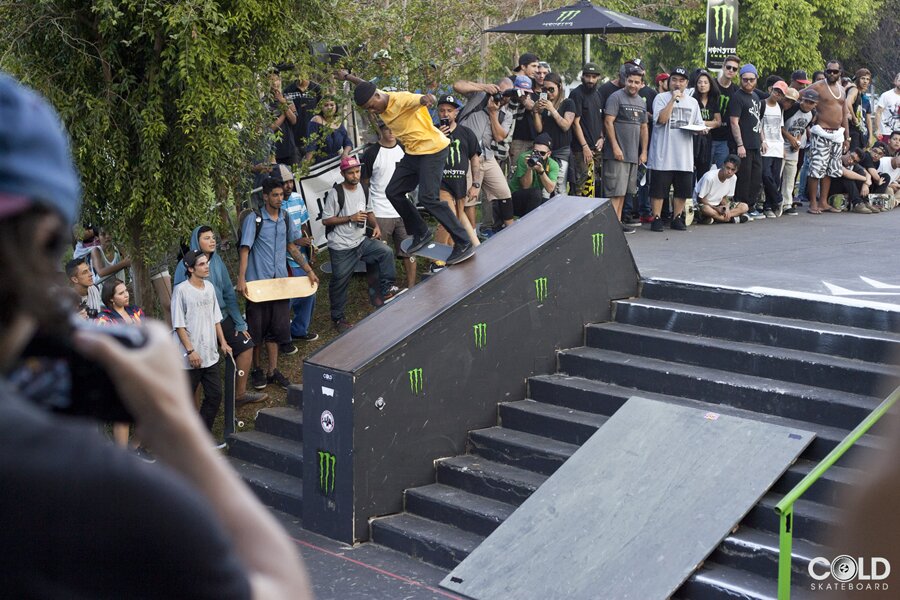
[335,69,476,265]
[781,88,816,216]
[508,132,560,219]
[647,66,706,232]
[435,94,482,256]
[569,62,606,196]
[760,81,789,217]
[322,155,403,332]
[727,64,765,218]
[790,69,812,91]
[655,73,669,94]
[0,73,312,598]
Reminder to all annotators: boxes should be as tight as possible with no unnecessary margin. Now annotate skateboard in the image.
[243,276,317,302]
[869,194,896,210]
[827,194,849,212]
[400,237,453,262]
[223,353,245,436]
[321,260,368,274]
[683,197,696,226]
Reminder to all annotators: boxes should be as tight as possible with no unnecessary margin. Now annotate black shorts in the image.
[440,178,467,200]
[649,169,694,199]
[221,315,255,357]
[245,299,291,345]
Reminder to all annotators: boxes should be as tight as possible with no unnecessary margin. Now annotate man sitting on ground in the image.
[695,155,749,224]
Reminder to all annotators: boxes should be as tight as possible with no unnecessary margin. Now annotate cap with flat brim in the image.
[437,94,460,108]
[353,81,377,106]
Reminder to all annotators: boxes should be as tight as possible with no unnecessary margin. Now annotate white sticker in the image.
[320,410,335,433]
[323,373,334,381]
[322,386,334,397]
[704,412,720,421]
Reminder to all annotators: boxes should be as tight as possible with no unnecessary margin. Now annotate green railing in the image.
[774,384,900,599]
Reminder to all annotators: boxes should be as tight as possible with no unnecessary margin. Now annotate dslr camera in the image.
[527,151,544,168]
[490,88,525,104]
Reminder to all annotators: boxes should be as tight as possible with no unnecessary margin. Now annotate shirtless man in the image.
[804,60,851,213]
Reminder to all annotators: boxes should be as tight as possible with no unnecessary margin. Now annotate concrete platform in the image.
[628,208,900,309]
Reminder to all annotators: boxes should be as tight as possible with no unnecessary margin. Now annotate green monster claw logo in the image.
[711,4,735,40]
[556,9,581,22]
[473,323,487,349]
[535,277,548,303]
[448,139,461,165]
[592,233,604,256]
[318,450,336,495]
[408,368,423,395]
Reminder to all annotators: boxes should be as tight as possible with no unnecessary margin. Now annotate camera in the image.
[79,299,99,319]
[18,317,148,422]
[490,89,525,104]
[439,118,450,128]
[527,151,544,168]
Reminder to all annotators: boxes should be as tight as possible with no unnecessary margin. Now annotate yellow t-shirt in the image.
[380,92,450,155]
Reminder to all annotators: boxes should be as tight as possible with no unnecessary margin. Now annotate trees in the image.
[0,0,340,308]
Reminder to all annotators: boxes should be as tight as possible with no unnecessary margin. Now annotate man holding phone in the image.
[694,155,750,223]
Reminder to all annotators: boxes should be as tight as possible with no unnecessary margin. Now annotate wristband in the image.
[472,182,481,188]
[582,144,590,149]
[184,349,195,356]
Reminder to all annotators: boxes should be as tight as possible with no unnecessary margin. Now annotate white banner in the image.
[297,149,364,247]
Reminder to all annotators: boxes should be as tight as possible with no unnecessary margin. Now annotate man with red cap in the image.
[335,69,476,266]
[322,155,402,333]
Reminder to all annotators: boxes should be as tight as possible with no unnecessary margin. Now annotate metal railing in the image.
[774,384,900,599]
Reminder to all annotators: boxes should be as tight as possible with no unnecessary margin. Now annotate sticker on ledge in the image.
[320,410,335,433]
[322,386,334,397]
[704,412,720,421]
[323,373,334,381]
[788,433,802,440]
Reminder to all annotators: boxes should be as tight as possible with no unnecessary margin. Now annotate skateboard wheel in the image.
[237,370,245,377]
[236,420,245,428]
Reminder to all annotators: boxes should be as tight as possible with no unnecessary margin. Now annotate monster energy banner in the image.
[705,0,738,70]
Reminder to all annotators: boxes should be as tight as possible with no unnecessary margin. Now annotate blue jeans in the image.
[711,140,730,168]
[328,238,396,322]
[288,265,316,337]
[797,150,810,202]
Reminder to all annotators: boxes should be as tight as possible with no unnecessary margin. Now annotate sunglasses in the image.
[741,77,757,82]
[544,87,558,93]
[825,69,841,75]
[724,65,739,71]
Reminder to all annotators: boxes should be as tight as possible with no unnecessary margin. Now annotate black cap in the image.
[534,132,553,148]
[353,81,377,106]
[582,62,601,75]
[669,66,689,79]
[437,94,461,108]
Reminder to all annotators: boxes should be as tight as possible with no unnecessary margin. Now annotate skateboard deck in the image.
[400,237,453,262]
[683,197,696,226]
[244,276,317,302]
[321,260,368,274]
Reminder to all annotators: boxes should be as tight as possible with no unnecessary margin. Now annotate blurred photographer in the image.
[0,73,310,598]
[66,256,102,319]
[506,133,560,219]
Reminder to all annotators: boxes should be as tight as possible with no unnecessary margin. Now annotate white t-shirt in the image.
[171,280,223,370]
[693,166,736,207]
[761,102,784,159]
[878,157,900,184]
[648,92,704,172]
[876,89,900,136]
[783,107,814,160]
[366,144,404,218]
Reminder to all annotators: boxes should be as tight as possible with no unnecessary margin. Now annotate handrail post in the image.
[777,507,793,600]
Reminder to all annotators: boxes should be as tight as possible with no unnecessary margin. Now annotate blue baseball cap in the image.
[513,75,533,91]
[0,73,81,227]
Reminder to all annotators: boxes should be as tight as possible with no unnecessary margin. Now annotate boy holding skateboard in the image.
[172,251,232,434]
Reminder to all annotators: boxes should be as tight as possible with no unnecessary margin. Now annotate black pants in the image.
[734,149,763,206]
[189,364,222,432]
[830,177,864,205]
[761,156,783,211]
[498,188,543,221]
[384,148,469,246]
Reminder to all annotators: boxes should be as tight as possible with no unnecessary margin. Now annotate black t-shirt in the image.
[283,81,322,148]
[858,151,877,171]
[0,383,252,599]
[269,101,298,163]
[639,86,658,116]
[710,82,737,141]
[728,89,763,151]
[540,98,576,160]
[598,80,622,109]
[442,125,481,197]
[696,94,721,123]
[568,84,605,150]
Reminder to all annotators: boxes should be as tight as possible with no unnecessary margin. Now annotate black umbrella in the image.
[485,1,677,63]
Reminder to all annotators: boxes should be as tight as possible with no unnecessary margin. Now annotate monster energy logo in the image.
[408,368,423,395]
[534,277,548,302]
[318,450,336,495]
[711,4,735,41]
[592,233,604,256]
[448,139,462,165]
[473,323,487,349]
[556,9,580,22]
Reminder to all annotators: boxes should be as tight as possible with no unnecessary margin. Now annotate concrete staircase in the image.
[369,280,900,598]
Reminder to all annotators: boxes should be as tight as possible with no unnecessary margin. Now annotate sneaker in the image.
[429,260,446,274]
[700,216,715,225]
[764,209,776,218]
[650,216,665,232]
[621,223,636,234]
[250,367,267,390]
[622,214,640,225]
[446,242,476,265]
[732,214,750,224]
[133,447,156,464]
[294,332,319,342]
[382,286,407,303]
[865,201,881,213]
[279,343,298,356]
[406,229,434,254]
[236,391,268,407]
[267,368,291,390]
[852,203,873,214]
[783,207,799,216]
[333,319,353,333]
[639,215,654,224]
[214,440,228,450]
[747,210,763,220]
[670,217,686,231]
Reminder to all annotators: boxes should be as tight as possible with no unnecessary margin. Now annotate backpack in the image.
[238,207,286,248]
[325,181,370,237]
